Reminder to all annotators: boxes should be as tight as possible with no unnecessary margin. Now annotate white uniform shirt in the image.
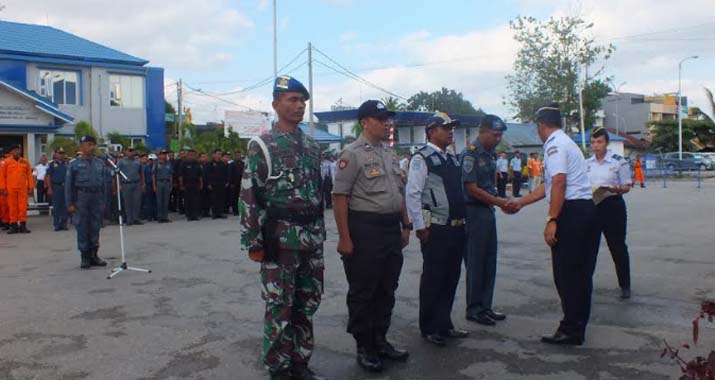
[33,163,48,181]
[496,158,508,173]
[542,129,592,203]
[406,142,447,230]
[320,159,332,180]
[510,157,522,172]
[329,161,337,185]
[586,150,631,187]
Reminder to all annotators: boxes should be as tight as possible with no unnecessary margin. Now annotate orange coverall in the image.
[0,156,34,223]
[0,156,8,224]
[633,159,645,186]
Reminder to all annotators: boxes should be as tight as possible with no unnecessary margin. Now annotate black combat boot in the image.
[292,364,328,380]
[0,222,8,230]
[7,223,19,234]
[19,222,31,233]
[268,369,292,380]
[80,251,92,269]
[90,247,107,267]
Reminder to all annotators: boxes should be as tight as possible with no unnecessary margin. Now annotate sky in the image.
[3,0,715,124]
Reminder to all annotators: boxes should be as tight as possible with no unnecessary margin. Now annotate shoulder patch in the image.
[338,159,349,170]
[612,154,623,160]
[547,146,559,156]
[463,156,475,173]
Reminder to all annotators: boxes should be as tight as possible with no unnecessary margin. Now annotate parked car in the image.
[699,152,715,171]
[659,152,708,171]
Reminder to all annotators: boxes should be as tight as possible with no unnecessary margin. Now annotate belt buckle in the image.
[450,219,465,227]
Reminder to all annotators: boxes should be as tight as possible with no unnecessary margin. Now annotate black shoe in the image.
[268,370,292,380]
[377,340,409,361]
[19,222,31,233]
[0,223,8,231]
[54,227,62,231]
[90,248,107,267]
[356,348,383,372]
[466,312,496,326]
[485,309,506,321]
[444,329,470,338]
[60,226,69,231]
[292,365,327,380]
[80,251,92,269]
[133,220,144,225]
[541,331,584,346]
[7,223,18,234]
[620,288,631,299]
[423,334,446,346]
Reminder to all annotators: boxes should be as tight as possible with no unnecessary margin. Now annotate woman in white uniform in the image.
[586,127,632,299]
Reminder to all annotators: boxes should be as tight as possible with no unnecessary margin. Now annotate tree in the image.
[47,137,78,157]
[165,100,176,115]
[407,88,484,115]
[74,121,98,139]
[650,119,715,152]
[505,16,615,126]
[381,96,407,111]
[106,131,131,150]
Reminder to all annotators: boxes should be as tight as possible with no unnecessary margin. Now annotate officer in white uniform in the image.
[513,103,599,346]
[586,127,632,299]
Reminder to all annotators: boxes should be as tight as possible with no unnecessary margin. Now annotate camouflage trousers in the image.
[260,247,324,373]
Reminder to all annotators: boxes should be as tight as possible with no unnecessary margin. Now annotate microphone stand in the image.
[104,154,151,279]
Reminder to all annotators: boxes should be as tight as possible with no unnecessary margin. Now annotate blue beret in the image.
[479,114,507,131]
[273,75,310,101]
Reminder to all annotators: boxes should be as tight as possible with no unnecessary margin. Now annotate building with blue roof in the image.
[314,109,544,154]
[0,20,164,163]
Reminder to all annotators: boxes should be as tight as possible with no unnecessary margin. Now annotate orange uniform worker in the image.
[632,155,645,188]
[527,153,543,193]
[0,144,34,234]
[0,147,9,230]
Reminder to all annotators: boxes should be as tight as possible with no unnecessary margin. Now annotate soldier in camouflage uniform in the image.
[239,75,327,380]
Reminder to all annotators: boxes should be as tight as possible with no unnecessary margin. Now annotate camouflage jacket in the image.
[239,125,325,253]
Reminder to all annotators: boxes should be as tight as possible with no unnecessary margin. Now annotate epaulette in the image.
[612,154,623,161]
[468,145,476,152]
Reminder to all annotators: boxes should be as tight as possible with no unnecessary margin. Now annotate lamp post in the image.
[678,55,698,160]
[610,81,626,135]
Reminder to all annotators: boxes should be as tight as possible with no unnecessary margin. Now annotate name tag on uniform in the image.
[369,167,382,177]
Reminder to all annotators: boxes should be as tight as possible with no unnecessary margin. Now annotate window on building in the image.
[109,75,144,108]
[39,70,79,105]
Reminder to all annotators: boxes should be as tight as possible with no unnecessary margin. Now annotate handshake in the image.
[499,198,522,215]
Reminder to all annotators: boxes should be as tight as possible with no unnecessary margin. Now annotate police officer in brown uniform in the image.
[333,100,411,373]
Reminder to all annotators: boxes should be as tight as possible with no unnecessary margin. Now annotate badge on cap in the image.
[277,76,290,89]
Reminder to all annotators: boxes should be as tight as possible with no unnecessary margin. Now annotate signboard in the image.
[224,110,271,138]
[0,105,42,123]
[646,159,656,170]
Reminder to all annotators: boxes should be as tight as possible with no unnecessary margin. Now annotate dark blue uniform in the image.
[46,159,68,230]
[461,139,500,318]
[141,163,156,221]
[66,156,106,257]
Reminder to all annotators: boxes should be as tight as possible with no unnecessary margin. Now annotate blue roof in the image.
[502,123,542,147]
[298,124,343,143]
[315,109,484,126]
[572,129,626,143]
[0,21,148,66]
[0,80,74,123]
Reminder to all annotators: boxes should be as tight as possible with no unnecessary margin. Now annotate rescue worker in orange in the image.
[632,155,645,188]
[0,145,34,234]
[0,147,9,231]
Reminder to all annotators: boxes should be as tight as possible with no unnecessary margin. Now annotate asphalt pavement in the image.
[0,180,713,380]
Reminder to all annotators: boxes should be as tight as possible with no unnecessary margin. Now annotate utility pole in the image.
[678,55,698,160]
[578,65,587,151]
[308,42,314,137]
[273,0,277,79]
[177,79,183,140]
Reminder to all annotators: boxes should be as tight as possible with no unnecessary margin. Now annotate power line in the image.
[183,82,265,112]
[312,46,408,100]
[607,22,715,41]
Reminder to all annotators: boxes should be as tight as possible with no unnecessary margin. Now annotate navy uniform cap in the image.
[80,135,96,144]
[273,75,310,101]
[535,103,562,126]
[357,100,396,120]
[480,114,508,132]
[426,111,460,130]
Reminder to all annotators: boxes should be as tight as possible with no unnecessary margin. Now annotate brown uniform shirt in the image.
[333,134,404,214]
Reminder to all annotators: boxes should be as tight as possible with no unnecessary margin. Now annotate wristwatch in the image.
[546,216,557,224]
[402,223,414,231]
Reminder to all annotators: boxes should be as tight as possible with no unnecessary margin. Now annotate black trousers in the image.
[36,180,47,203]
[322,179,333,209]
[497,172,508,197]
[419,224,464,336]
[595,195,631,289]
[342,211,403,350]
[201,187,211,216]
[210,184,226,217]
[184,184,201,220]
[512,172,522,197]
[551,199,599,338]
